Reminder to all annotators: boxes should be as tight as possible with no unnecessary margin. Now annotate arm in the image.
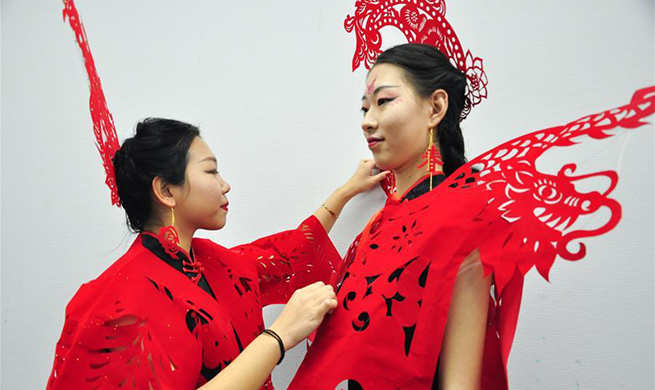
[47,279,335,390]
[231,159,387,305]
[438,249,492,390]
[197,332,280,390]
[313,159,389,233]
[198,282,337,390]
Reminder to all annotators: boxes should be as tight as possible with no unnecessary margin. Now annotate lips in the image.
[367,136,384,149]
[221,202,229,211]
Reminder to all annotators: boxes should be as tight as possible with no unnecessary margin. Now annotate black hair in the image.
[373,43,468,177]
[112,118,200,232]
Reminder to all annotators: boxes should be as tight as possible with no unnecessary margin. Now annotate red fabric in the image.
[289,87,654,389]
[291,183,490,389]
[46,216,341,390]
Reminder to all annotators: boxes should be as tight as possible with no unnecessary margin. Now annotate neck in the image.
[393,155,443,196]
[175,225,194,255]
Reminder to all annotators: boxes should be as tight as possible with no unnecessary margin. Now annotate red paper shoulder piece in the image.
[63,0,121,206]
[344,0,488,120]
[47,282,194,390]
[443,86,655,293]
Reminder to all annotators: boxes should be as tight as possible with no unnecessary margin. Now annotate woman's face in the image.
[173,137,231,231]
[361,63,433,172]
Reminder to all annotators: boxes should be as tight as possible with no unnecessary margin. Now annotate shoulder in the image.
[64,239,160,320]
[192,237,234,263]
[192,236,227,252]
[193,237,257,275]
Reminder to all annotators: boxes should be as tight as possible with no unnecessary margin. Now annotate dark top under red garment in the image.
[46,216,342,390]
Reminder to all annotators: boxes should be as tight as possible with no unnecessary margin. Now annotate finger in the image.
[312,290,337,306]
[309,286,335,301]
[309,285,335,298]
[360,160,377,174]
[322,298,338,312]
[300,281,326,293]
[316,298,339,318]
[371,171,391,182]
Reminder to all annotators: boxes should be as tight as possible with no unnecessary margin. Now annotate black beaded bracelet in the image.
[262,329,285,365]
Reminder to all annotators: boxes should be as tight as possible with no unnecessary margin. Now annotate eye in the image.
[377,97,394,106]
[360,107,369,114]
[207,169,220,175]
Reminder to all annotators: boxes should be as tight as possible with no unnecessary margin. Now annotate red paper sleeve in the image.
[231,215,344,305]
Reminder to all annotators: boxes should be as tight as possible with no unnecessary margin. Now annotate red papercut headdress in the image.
[63,0,121,207]
[344,0,488,121]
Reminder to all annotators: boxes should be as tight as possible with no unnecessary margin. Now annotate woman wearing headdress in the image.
[45,118,388,390]
[285,42,493,390]
[287,43,653,389]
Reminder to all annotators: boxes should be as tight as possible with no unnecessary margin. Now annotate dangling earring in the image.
[158,207,180,257]
[418,127,443,190]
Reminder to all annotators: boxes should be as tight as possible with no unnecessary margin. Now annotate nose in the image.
[220,177,231,195]
[361,111,378,133]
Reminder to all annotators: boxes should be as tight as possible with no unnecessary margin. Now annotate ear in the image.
[427,89,449,129]
[151,176,176,209]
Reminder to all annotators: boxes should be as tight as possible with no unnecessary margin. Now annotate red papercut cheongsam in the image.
[289,87,655,390]
[46,216,342,390]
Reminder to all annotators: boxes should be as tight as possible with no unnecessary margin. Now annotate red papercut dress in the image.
[46,216,341,390]
[288,87,655,390]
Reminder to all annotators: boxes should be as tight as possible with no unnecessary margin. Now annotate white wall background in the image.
[1,0,653,389]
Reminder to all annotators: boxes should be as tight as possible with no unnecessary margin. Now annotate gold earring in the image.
[170,207,175,227]
[417,127,444,190]
[429,128,434,190]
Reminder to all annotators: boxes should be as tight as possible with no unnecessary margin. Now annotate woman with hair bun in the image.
[45,118,388,390]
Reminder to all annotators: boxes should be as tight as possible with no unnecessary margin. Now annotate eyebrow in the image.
[199,156,217,163]
[362,85,399,100]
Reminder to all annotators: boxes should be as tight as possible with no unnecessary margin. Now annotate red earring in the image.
[417,127,443,190]
[158,207,180,257]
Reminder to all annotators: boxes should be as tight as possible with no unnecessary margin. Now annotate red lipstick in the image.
[367,136,384,149]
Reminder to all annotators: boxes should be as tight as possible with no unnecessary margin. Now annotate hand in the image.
[268,281,337,350]
[341,159,390,197]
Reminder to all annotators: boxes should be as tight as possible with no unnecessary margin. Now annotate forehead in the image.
[188,137,216,161]
[366,63,406,86]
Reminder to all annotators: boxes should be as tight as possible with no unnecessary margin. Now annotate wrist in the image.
[267,323,291,351]
[335,185,356,201]
[261,328,286,365]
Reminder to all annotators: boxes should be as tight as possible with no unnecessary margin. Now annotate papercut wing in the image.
[442,86,654,293]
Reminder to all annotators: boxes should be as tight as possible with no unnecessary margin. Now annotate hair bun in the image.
[114,118,200,233]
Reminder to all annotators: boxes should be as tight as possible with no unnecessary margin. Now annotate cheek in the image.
[202,178,224,200]
[383,118,419,151]
[189,176,223,206]
[379,111,426,164]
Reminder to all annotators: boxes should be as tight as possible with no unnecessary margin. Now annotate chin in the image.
[373,155,396,172]
[203,218,226,231]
